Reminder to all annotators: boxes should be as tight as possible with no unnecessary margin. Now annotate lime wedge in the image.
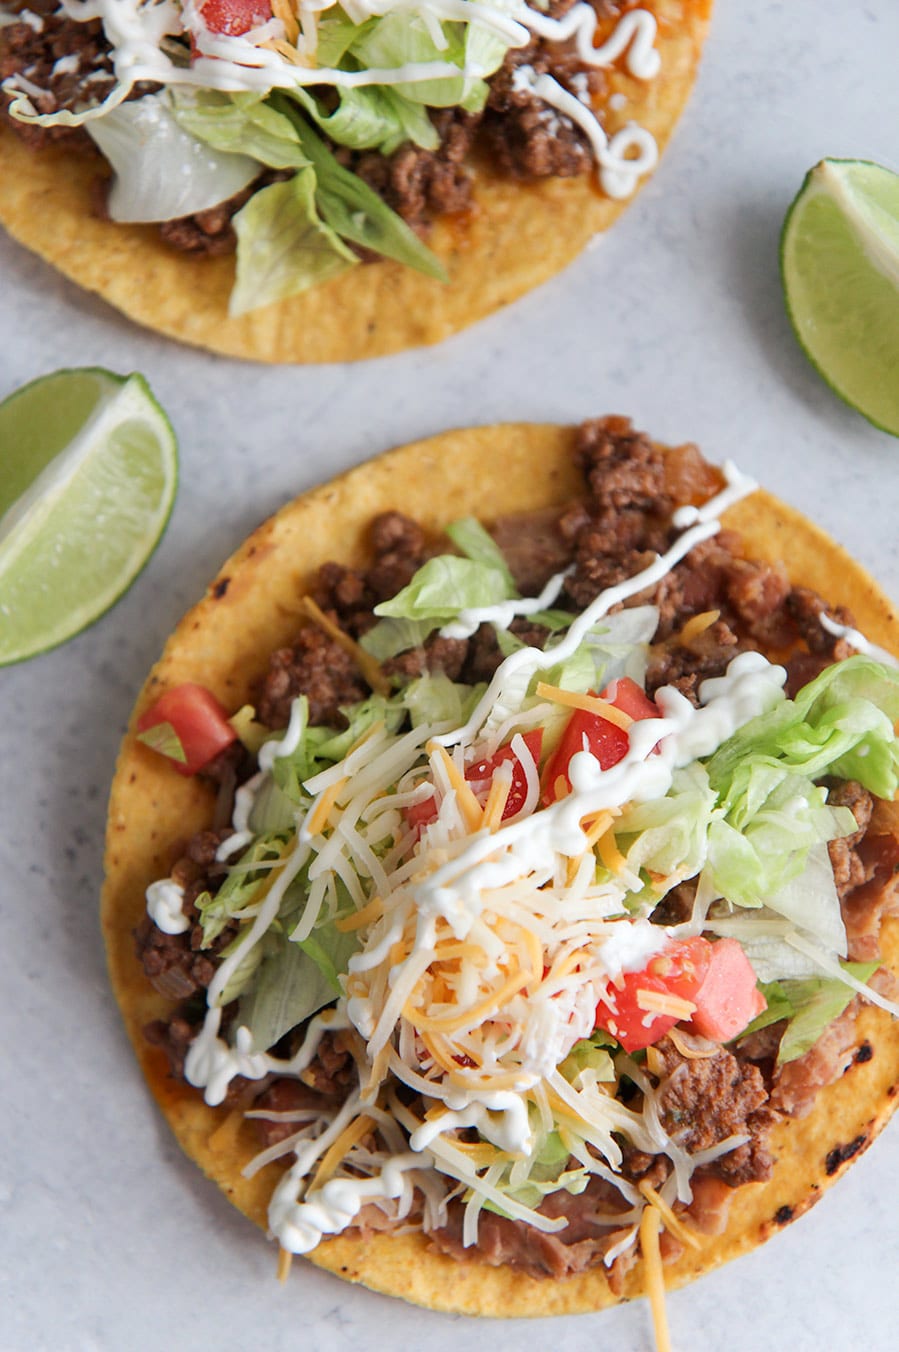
[0,368,178,665]
[780,158,899,436]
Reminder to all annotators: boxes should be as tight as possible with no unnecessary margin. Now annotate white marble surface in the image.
[3,3,899,1350]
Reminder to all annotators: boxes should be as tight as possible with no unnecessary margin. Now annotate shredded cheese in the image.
[535,682,634,729]
[335,894,384,933]
[482,772,513,831]
[667,1026,719,1060]
[639,1205,672,1352]
[677,608,721,645]
[306,775,348,836]
[596,827,628,876]
[638,1179,701,1251]
[427,743,484,833]
[308,1114,373,1191]
[635,989,697,1019]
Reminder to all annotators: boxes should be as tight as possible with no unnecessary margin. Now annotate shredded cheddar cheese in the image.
[309,1114,373,1191]
[535,681,634,729]
[639,1205,672,1352]
[306,775,348,836]
[635,989,697,1019]
[638,1179,701,1251]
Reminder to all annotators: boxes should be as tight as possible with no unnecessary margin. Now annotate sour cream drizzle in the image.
[145,878,189,934]
[820,613,899,669]
[6,1,663,199]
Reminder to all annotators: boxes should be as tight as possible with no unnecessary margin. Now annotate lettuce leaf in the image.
[742,961,879,1064]
[230,170,358,316]
[276,103,448,280]
[197,832,291,945]
[708,656,899,804]
[350,13,489,108]
[172,89,309,170]
[88,90,261,223]
[238,918,360,1051]
[374,555,512,623]
[446,517,517,594]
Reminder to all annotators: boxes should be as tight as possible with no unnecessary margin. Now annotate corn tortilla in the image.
[0,0,711,363]
[102,422,899,1314]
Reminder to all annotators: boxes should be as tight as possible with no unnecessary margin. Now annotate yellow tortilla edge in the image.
[101,421,899,1316]
[0,0,712,363]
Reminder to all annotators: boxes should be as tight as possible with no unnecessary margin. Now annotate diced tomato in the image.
[198,0,272,36]
[595,936,712,1053]
[136,682,237,777]
[595,936,766,1053]
[601,676,660,722]
[403,729,543,833]
[686,938,767,1042]
[541,678,660,805]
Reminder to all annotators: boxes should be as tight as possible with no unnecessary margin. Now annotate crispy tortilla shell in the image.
[0,0,710,363]
[102,422,899,1314]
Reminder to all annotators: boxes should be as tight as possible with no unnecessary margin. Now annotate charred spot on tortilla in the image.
[0,3,713,362]
[824,1135,869,1176]
[102,419,899,1319]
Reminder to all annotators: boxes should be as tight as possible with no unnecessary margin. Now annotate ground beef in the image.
[383,633,469,683]
[299,1030,357,1097]
[0,3,114,150]
[827,780,875,897]
[351,108,480,231]
[144,1005,203,1082]
[255,627,370,730]
[490,507,573,597]
[657,1039,775,1186]
[252,1076,340,1148]
[477,0,615,181]
[313,510,430,637]
[839,830,899,962]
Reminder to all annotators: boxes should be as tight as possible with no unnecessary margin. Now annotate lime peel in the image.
[780,157,899,438]
[0,368,178,665]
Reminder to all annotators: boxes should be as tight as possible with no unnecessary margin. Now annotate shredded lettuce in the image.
[708,656,899,804]
[269,693,403,804]
[88,90,261,223]
[741,961,879,1064]
[238,916,360,1051]
[136,721,186,763]
[230,171,358,316]
[445,517,518,594]
[374,554,513,623]
[197,832,292,945]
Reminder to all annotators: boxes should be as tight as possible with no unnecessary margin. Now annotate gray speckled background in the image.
[3,3,899,1350]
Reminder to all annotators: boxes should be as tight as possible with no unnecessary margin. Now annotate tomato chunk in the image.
[595,936,712,1052]
[199,0,272,36]
[542,678,659,805]
[404,729,543,832]
[686,938,767,1042]
[601,676,660,722]
[136,683,237,777]
[595,936,766,1052]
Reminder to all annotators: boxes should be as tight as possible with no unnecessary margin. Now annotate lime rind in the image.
[0,370,178,666]
[780,158,899,438]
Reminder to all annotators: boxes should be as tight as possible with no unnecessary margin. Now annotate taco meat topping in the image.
[129,417,899,1286]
